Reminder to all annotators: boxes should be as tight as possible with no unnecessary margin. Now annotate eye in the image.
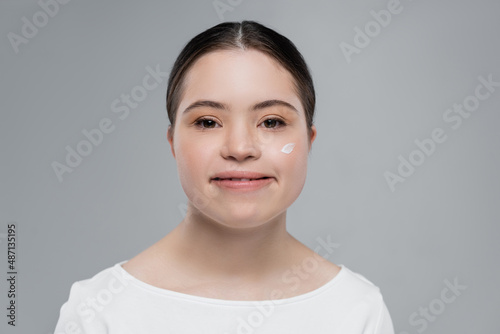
[194,117,220,129]
[260,117,286,129]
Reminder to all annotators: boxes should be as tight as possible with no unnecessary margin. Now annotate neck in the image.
[162,203,300,282]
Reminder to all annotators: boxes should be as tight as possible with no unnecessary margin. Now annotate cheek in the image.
[271,139,309,178]
[174,136,212,188]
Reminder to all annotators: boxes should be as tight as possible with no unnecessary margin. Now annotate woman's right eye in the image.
[194,118,219,129]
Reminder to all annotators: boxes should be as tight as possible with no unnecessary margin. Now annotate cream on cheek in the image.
[271,138,304,167]
[280,142,295,154]
[269,139,309,210]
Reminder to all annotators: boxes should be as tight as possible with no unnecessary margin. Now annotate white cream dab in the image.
[281,143,295,154]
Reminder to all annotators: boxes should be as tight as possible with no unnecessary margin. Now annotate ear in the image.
[309,124,317,150]
[167,125,176,158]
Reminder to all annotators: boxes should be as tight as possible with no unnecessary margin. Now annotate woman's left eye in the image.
[261,118,286,129]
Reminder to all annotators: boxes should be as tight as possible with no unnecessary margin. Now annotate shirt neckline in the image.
[113,260,347,306]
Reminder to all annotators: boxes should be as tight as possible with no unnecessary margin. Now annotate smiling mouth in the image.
[210,177,274,191]
[212,177,271,181]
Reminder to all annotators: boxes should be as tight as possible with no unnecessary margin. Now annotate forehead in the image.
[179,49,302,113]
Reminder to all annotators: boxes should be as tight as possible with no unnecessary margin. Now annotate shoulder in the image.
[338,266,383,297]
[66,262,129,298]
[332,266,395,334]
[54,262,129,333]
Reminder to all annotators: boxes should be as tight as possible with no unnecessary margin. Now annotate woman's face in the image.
[168,49,316,229]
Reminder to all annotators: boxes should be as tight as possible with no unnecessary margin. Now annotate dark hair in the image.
[166,20,315,140]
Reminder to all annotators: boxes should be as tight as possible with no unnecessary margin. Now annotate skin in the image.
[122,49,340,300]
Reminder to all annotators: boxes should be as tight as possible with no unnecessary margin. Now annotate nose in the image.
[220,122,262,162]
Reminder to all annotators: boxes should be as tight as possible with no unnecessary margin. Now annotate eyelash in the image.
[193,117,287,130]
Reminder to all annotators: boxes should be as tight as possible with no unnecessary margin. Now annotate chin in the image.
[204,208,274,229]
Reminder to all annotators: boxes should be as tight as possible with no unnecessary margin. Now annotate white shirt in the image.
[54,261,394,334]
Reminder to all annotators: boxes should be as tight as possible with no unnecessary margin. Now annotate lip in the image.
[211,171,275,192]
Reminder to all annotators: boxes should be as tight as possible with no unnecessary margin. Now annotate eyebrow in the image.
[182,99,299,115]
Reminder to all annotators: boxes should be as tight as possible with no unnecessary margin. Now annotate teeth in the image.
[230,178,251,181]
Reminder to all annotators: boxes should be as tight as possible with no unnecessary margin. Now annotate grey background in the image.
[1,0,499,333]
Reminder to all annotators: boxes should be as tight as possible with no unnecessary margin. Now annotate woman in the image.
[54,20,394,333]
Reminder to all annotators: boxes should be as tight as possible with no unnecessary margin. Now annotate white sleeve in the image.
[53,282,108,334]
[374,300,395,334]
